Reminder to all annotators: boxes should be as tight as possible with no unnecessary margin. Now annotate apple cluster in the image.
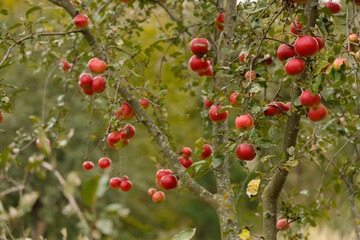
[264,102,290,117]
[115,102,135,121]
[189,38,213,76]
[82,157,111,171]
[78,58,107,95]
[214,13,225,31]
[109,175,133,192]
[300,90,327,122]
[178,147,193,168]
[146,169,178,203]
[107,123,136,149]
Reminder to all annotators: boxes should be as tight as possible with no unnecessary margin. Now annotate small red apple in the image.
[324,2,341,14]
[277,44,296,61]
[197,66,214,76]
[349,34,358,42]
[214,13,225,31]
[190,38,210,56]
[235,115,254,131]
[181,147,192,158]
[290,19,302,35]
[236,144,256,161]
[294,36,319,57]
[315,37,324,51]
[209,106,228,123]
[245,71,256,81]
[82,88,94,95]
[229,93,241,107]
[189,55,211,72]
[83,161,94,170]
[36,138,51,150]
[115,102,135,120]
[91,76,106,93]
[308,104,327,121]
[98,157,112,169]
[152,191,165,202]
[60,60,72,71]
[264,103,281,116]
[148,188,156,196]
[120,124,136,139]
[139,99,150,108]
[239,50,254,64]
[178,157,193,168]
[120,180,132,192]
[332,58,348,71]
[74,14,89,28]
[277,219,291,230]
[156,169,172,182]
[300,90,321,106]
[109,177,121,188]
[107,132,121,148]
[199,144,213,159]
[204,98,214,109]
[88,58,107,74]
[0,110,3,123]
[284,102,291,112]
[78,73,92,89]
[285,58,306,75]
[160,174,178,190]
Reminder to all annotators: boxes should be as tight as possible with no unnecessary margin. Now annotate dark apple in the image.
[236,144,256,161]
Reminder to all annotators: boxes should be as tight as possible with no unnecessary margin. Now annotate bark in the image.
[262,1,318,239]
[346,176,360,240]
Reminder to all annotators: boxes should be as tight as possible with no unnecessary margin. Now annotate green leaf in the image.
[26,6,42,17]
[212,154,225,168]
[81,176,100,206]
[172,228,196,240]
[0,9,9,16]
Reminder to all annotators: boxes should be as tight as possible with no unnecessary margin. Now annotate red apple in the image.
[349,34,358,42]
[181,147,192,158]
[285,58,306,75]
[98,157,112,169]
[91,76,106,93]
[277,219,291,230]
[199,144,213,159]
[156,169,172,182]
[82,161,94,170]
[74,14,89,28]
[260,54,274,66]
[120,124,136,139]
[178,157,193,168]
[139,99,150,108]
[332,58,348,71]
[152,191,165,202]
[209,106,228,123]
[294,36,319,57]
[148,188,157,196]
[197,66,214,76]
[214,13,225,31]
[78,73,92,89]
[107,132,121,148]
[315,37,324,51]
[239,50,254,64]
[36,138,51,150]
[120,180,132,192]
[204,98,214,109]
[235,115,254,131]
[324,2,341,14]
[160,174,178,190]
[308,104,327,121]
[236,144,256,161]
[229,93,241,107]
[300,90,321,106]
[82,88,94,95]
[115,102,135,120]
[190,38,210,56]
[277,44,296,61]
[264,103,281,116]
[109,177,121,188]
[245,71,256,81]
[0,110,3,123]
[284,102,291,112]
[88,58,107,74]
[60,60,72,71]
[290,19,302,35]
[189,55,211,72]
[121,175,129,181]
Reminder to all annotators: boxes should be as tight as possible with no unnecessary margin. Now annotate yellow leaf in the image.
[238,229,250,240]
[246,179,260,198]
[42,24,53,32]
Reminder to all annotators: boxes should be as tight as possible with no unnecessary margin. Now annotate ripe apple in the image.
[300,90,321,106]
[120,124,136,139]
[148,188,157,196]
[239,50,254,64]
[245,71,256,81]
[82,88,94,95]
[139,99,150,108]
[264,103,281,116]
[74,14,89,28]
[83,161,94,170]
[120,180,132,191]
[294,36,319,57]
[229,92,241,107]
[235,115,254,131]
[308,104,327,121]
[36,138,51,150]
[204,98,214,109]
[277,219,291,230]
[115,102,135,120]
[348,33,358,42]
[189,55,211,72]
[107,132,121,148]
[284,102,291,112]
[236,144,256,161]
[190,38,210,56]
[88,58,107,74]
[290,19,302,35]
[324,2,341,14]
[160,174,178,190]
[156,169,172,182]
[332,58,348,71]
[181,147,192,158]
[285,58,306,75]
[315,37,324,51]
[209,106,228,123]
[152,191,165,203]
[277,44,296,61]
[109,177,121,188]
[98,157,112,169]
[60,60,72,71]
[91,76,106,93]
[78,73,92,89]
[178,157,193,168]
[0,110,3,123]
[197,66,214,77]
[214,13,225,31]
[121,175,129,181]
[199,144,213,159]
